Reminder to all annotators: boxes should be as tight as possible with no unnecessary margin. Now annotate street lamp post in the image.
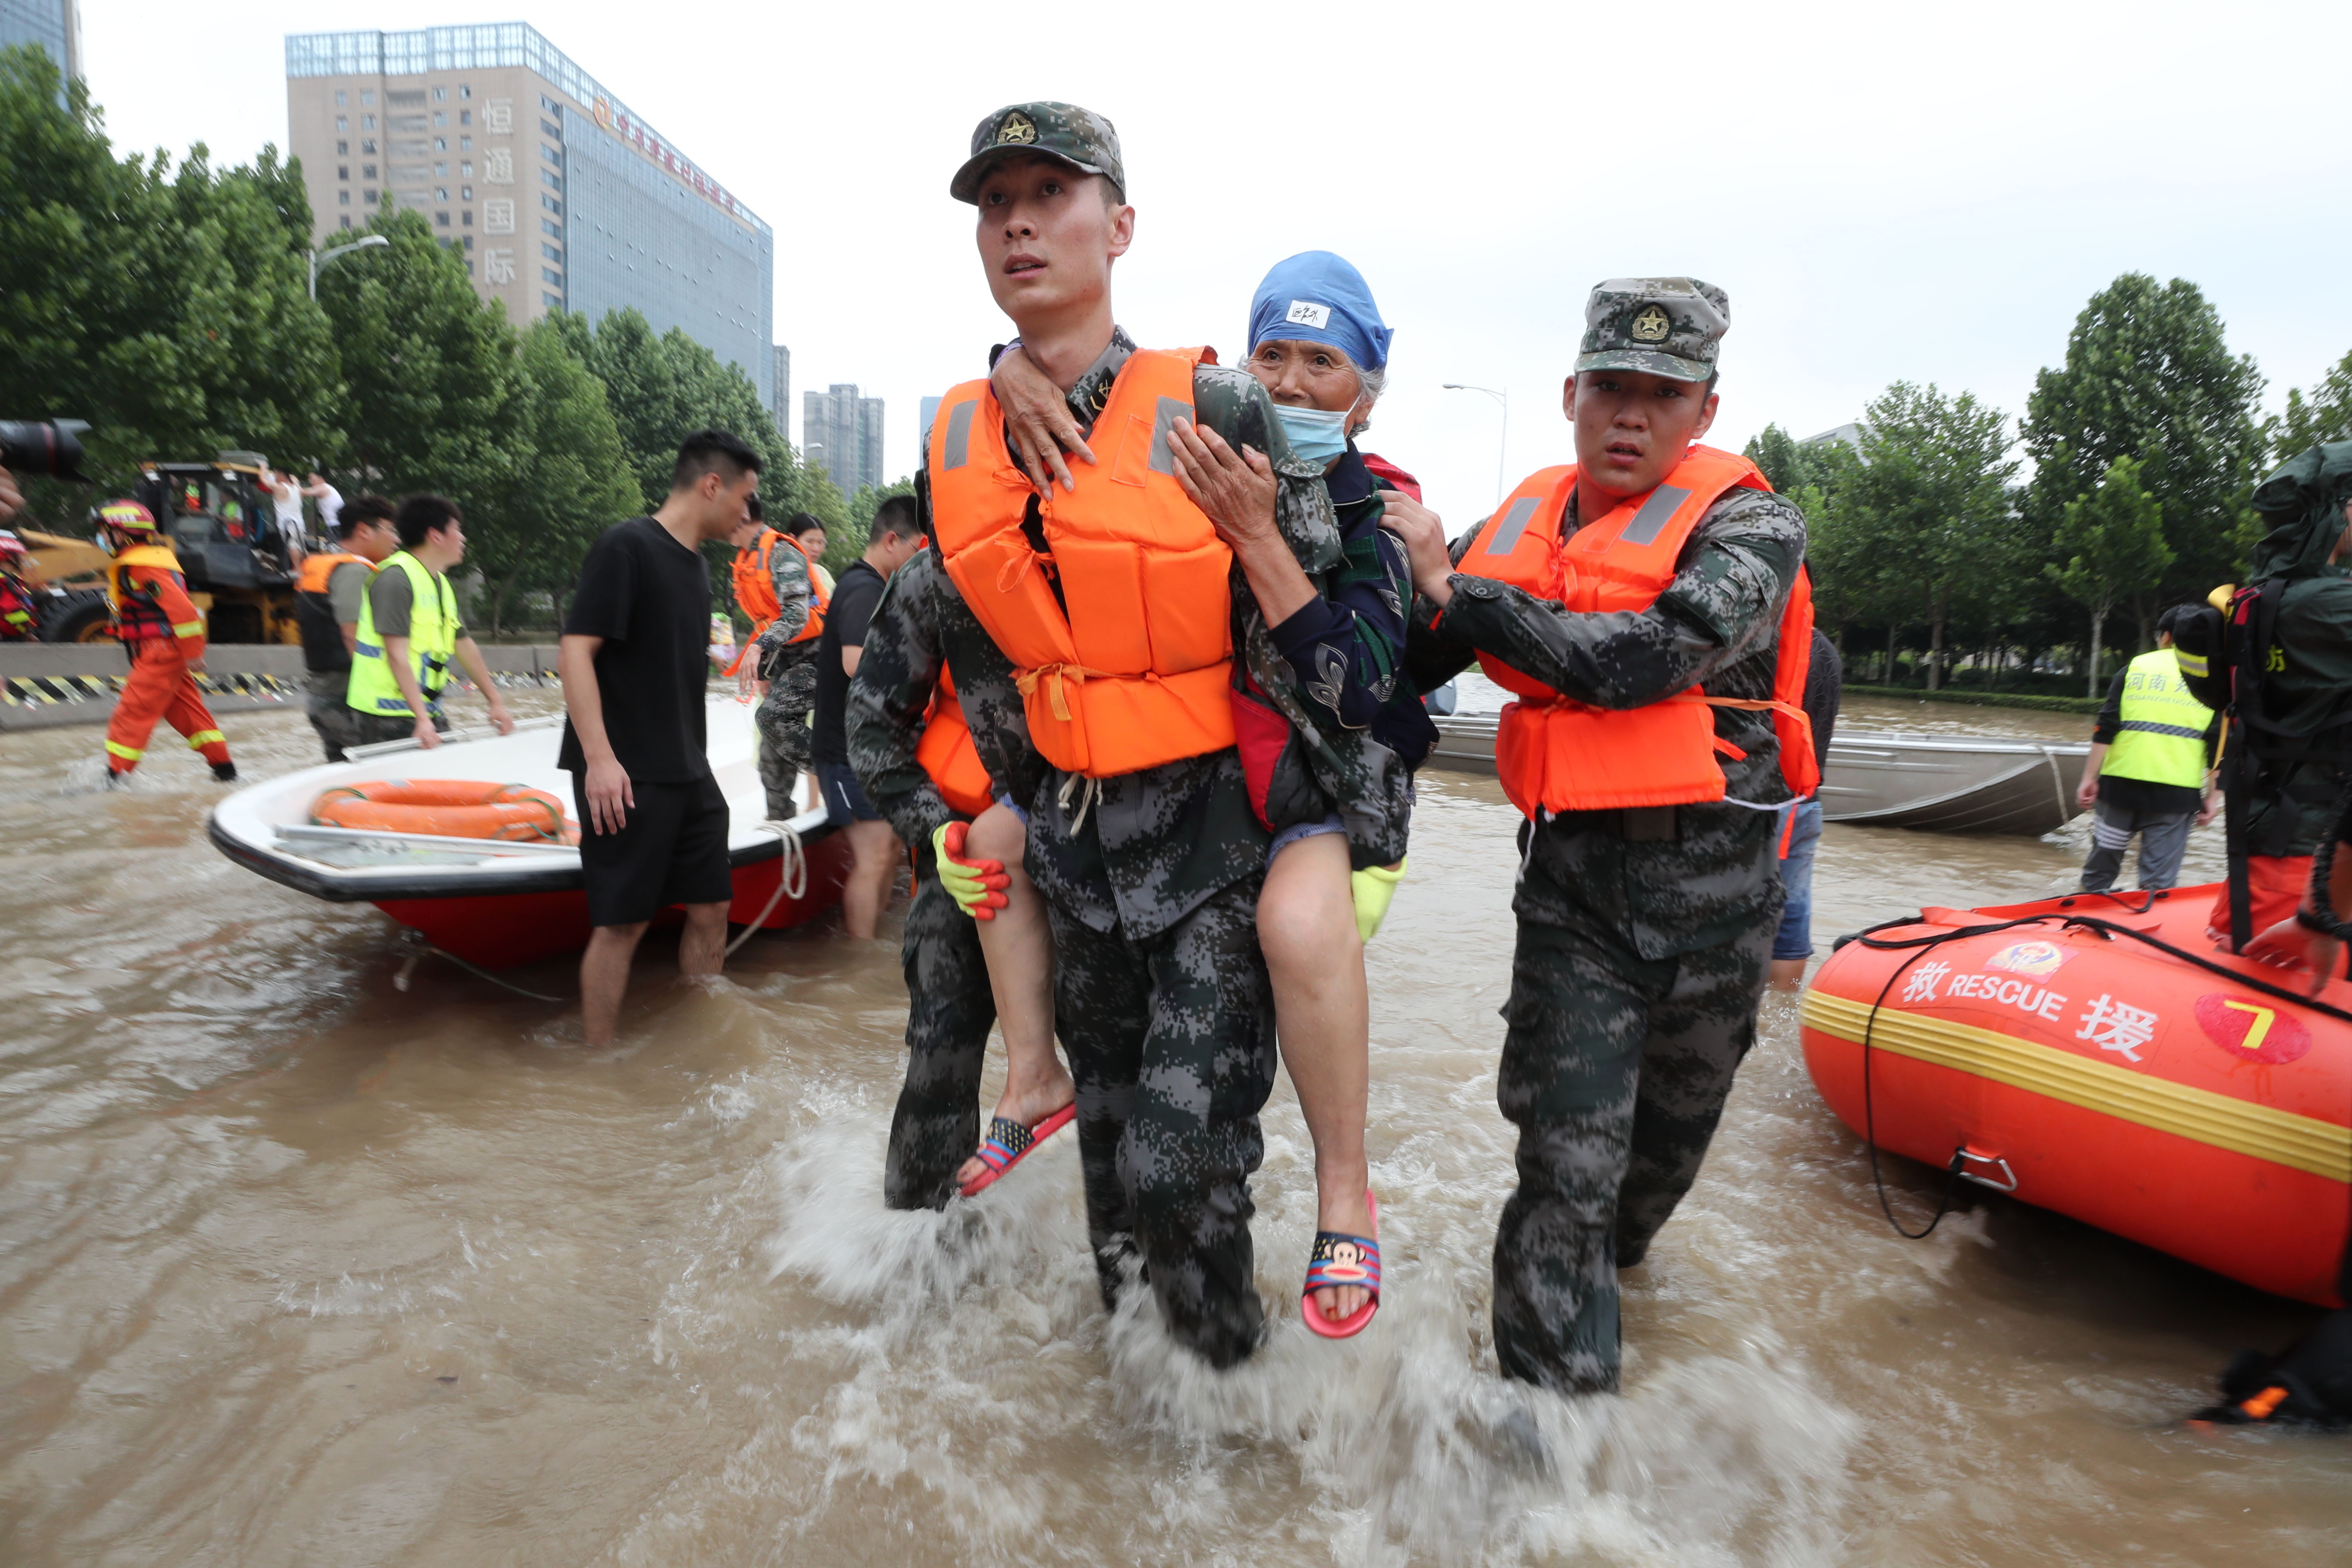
[308,234,391,298]
[1442,383,1509,507]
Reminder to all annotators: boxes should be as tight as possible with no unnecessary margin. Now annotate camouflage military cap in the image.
[1577,278,1730,383]
[950,102,1125,204]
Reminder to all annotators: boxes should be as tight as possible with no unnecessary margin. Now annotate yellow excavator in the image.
[27,453,302,644]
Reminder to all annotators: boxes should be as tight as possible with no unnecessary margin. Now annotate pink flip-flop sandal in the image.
[957,1104,1076,1198]
[1301,1190,1381,1339]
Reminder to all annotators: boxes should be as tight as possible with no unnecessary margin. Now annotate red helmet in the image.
[95,499,161,537]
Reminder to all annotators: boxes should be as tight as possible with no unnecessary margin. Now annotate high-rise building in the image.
[772,346,792,441]
[284,24,775,407]
[1,0,81,79]
[803,383,885,498]
[918,395,941,456]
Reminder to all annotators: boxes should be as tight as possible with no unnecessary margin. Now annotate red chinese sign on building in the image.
[590,97,745,222]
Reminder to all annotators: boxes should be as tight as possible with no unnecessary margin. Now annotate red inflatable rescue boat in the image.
[1802,884,2351,1306]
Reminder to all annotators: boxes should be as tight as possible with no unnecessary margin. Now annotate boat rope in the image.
[724,820,807,960]
[1836,900,2352,1244]
[392,928,567,1003]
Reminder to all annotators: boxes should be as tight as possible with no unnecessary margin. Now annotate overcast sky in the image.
[81,0,2352,528]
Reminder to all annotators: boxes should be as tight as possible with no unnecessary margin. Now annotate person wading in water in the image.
[919,101,1348,1366]
[987,248,1431,1335]
[1390,279,1814,1393]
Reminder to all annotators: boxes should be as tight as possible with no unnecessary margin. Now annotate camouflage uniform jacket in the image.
[846,547,1044,850]
[751,533,818,666]
[1406,485,1808,959]
[921,327,1348,939]
[1247,446,1434,867]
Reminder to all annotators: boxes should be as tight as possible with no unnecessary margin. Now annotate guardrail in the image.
[0,644,567,732]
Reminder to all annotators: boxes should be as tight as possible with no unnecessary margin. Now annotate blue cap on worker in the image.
[1247,251,1393,374]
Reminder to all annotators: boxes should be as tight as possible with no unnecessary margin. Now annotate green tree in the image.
[2269,349,2352,458]
[314,208,518,514]
[0,46,344,494]
[468,314,640,637]
[1825,382,2020,690]
[582,308,790,511]
[2022,274,2266,602]
[1743,423,1851,499]
[2046,456,2172,697]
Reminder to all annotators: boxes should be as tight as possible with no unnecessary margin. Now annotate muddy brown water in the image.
[3,693,2346,1566]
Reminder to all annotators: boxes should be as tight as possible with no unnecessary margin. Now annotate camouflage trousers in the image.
[1491,901,1773,1394]
[753,646,820,818]
[1048,876,1277,1369]
[303,669,362,763]
[882,841,998,1212]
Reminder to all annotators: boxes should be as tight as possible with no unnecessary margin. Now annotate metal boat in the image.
[1426,714,2087,836]
[208,698,849,969]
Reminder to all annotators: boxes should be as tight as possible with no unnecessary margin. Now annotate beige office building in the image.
[283,24,775,405]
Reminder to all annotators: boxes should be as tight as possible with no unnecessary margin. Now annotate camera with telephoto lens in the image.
[0,419,92,481]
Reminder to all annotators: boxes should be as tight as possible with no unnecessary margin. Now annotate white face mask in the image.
[1273,403,1352,464]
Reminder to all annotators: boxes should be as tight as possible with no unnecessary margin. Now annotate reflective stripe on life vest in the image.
[916,666,997,817]
[1457,445,1814,817]
[2105,648,2210,789]
[928,347,1237,778]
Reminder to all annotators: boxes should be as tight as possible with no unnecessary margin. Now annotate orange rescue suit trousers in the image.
[105,642,228,774]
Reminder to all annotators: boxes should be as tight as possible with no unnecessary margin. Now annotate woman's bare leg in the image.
[1260,831,1374,1324]
[956,802,1071,1191]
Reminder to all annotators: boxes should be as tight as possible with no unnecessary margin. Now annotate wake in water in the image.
[760,1098,1861,1566]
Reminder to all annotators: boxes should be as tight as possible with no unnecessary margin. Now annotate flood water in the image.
[3,691,2346,1566]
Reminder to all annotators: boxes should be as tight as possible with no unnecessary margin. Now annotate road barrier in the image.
[0,644,566,732]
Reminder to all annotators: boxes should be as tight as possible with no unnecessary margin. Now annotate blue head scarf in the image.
[1247,251,1392,373]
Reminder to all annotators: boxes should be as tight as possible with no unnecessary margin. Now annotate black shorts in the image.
[817,761,882,826]
[571,772,733,927]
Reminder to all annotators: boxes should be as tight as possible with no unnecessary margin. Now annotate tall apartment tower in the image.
[1,0,81,79]
[918,395,941,456]
[284,24,775,407]
[772,346,792,441]
[802,383,885,498]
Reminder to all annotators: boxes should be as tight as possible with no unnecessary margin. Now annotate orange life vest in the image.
[295,549,370,673]
[728,529,828,675]
[1457,444,1818,818]
[916,666,997,817]
[106,544,196,646]
[928,348,1236,778]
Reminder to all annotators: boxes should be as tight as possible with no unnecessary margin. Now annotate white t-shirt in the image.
[313,484,343,534]
[270,474,303,535]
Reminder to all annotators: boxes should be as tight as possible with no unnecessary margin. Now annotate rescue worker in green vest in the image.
[2076,606,2220,893]
[345,494,515,750]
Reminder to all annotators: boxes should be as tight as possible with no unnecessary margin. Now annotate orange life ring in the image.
[311,780,579,845]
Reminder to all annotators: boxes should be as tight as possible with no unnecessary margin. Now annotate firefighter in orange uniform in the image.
[1390,279,1813,1395]
[95,500,236,784]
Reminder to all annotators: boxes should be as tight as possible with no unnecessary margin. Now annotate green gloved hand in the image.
[1351,858,1406,944]
[933,820,1010,921]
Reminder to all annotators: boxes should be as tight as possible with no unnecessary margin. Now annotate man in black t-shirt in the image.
[812,493,928,938]
[558,429,760,1047]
